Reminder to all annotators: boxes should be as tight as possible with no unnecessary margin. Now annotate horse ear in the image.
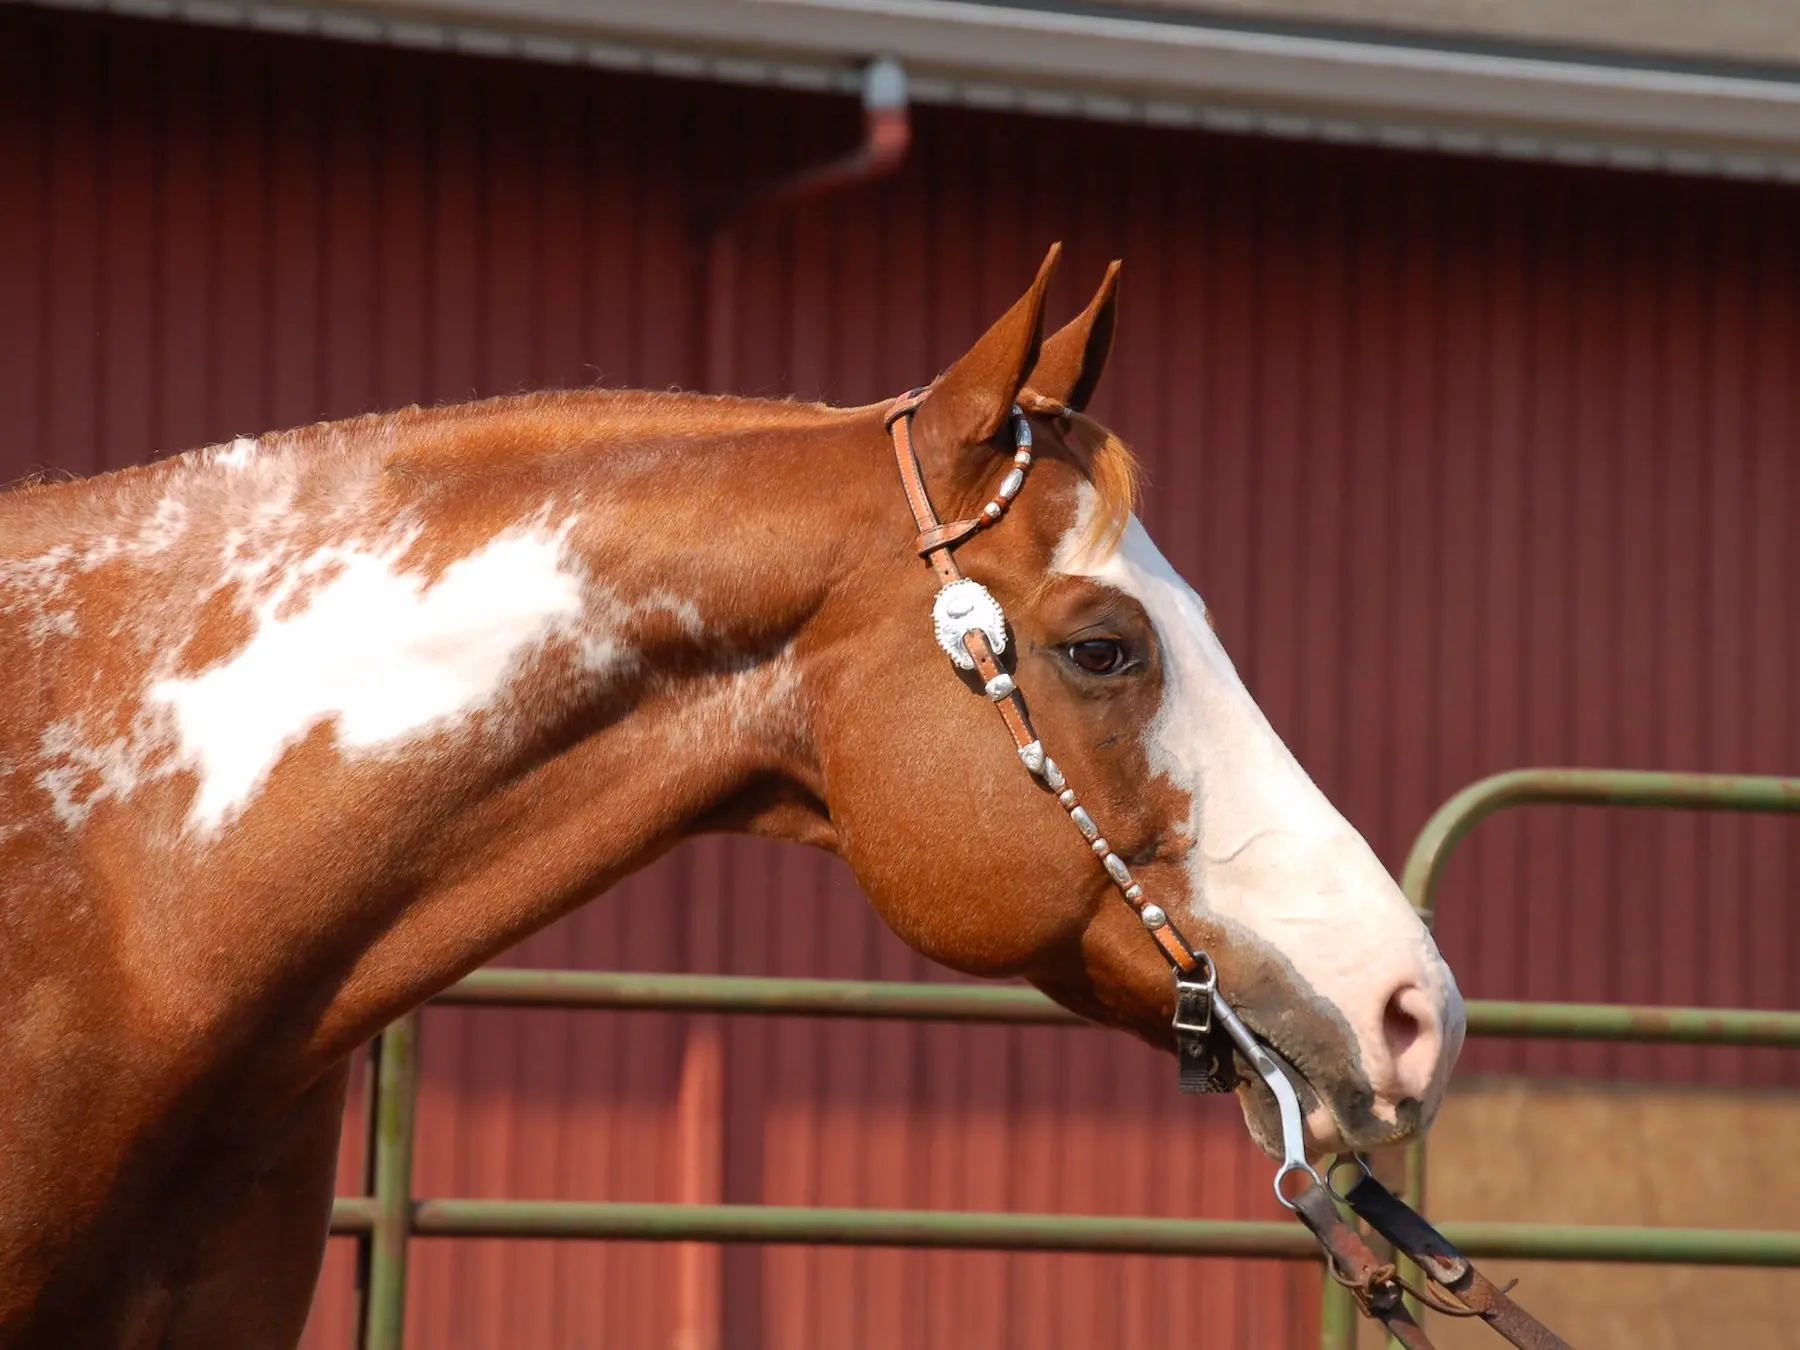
[1027,260,1120,412]
[912,243,1061,485]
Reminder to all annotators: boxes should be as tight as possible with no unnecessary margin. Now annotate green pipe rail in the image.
[328,1195,1800,1263]
[1320,767,1800,1350]
[432,967,1800,1046]
[341,767,1800,1350]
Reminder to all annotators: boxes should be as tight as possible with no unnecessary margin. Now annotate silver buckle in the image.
[1173,971,1214,1036]
[1173,957,1223,1093]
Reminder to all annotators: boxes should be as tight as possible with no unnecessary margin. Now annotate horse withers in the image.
[0,245,1461,1348]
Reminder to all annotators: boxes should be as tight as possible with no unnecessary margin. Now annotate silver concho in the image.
[932,579,1008,671]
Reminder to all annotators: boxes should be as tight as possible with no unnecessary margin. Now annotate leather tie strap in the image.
[1290,1183,1438,1350]
[1342,1172,1575,1350]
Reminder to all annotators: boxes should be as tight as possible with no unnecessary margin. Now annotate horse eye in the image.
[1066,638,1128,676]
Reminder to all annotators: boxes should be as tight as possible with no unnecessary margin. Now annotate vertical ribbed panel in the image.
[3,9,1799,1350]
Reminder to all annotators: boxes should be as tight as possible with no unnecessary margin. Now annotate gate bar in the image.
[1337,767,1800,1350]
[1400,768,1800,929]
[434,968,1800,1046]
[325,1197,1800,1266]
[361,1013,421,1350]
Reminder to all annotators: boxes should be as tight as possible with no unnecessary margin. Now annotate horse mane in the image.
[1018,391,1140,560]
[1066,411,1139,558]
[2,387,1140,558]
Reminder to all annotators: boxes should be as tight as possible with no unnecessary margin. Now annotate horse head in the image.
[813,246,1464,1156]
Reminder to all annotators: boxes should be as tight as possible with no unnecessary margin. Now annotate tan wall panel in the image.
[1357,1079,1800,1349]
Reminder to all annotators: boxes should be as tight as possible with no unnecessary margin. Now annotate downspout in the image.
[734,55,912,222]
[674,56,911,1350]
[700,55,912,393]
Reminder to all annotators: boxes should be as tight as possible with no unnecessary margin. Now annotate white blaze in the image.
[149,525,587,834]
[1056,492,1463,1135]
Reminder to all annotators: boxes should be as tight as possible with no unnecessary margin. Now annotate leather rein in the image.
[883,389,1576,1350]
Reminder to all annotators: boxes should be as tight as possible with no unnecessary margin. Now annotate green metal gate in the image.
[334,769,1800,1350]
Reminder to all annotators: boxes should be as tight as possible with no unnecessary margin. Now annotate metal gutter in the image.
[16,0,1800,178]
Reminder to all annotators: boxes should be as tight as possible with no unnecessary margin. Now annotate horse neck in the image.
[4,394,888,1083]
[316,402,877,1037]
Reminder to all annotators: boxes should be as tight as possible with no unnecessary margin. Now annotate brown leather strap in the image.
[914,518,987,555]
[887,405,950,555]
[883,387,931,427]
[1292,1184,1438,1350]
[1149,923,1204,973]
[1344,1174,1575,1350]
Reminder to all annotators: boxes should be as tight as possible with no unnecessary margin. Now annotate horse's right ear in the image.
[912,244,1061,495]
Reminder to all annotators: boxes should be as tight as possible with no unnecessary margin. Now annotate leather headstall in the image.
[884,388,1227,1092]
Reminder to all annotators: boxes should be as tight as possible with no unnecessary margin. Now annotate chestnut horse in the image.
[0,246,1462,1348]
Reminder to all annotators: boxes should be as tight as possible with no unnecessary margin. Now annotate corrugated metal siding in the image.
[2,7,1798,1349]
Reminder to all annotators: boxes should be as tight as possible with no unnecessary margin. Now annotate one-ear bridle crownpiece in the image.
[884,387,1325,1208]
[886,389,1208,973]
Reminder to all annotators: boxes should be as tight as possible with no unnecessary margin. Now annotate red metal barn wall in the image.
[4,8,1800,1349]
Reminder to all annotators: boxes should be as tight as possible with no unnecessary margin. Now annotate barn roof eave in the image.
[24,0,1800,179]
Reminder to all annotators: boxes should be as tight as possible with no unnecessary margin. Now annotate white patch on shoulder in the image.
[148,524,588,834]
[1054,488,1463,1138]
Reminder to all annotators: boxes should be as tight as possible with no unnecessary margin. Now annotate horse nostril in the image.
[1380,984,1440,1101]
[1383,989,1422,1058]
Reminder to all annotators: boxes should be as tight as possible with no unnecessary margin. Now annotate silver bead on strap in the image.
[973,405,1035,525]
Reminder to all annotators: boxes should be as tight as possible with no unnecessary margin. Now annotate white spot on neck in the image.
[148,524,588,834]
